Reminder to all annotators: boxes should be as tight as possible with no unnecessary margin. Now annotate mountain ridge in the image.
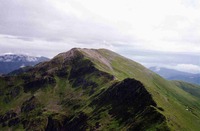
[0,54,48,62]
[0,48,200,130]
[0,54,49,74]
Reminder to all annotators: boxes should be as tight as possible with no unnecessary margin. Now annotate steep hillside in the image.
[79,48,200,130]
[0,48,200,131]
[172,81,200,98]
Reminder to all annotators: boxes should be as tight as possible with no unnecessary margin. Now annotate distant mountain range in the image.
[0,54,49,74]
[149,66,200,85]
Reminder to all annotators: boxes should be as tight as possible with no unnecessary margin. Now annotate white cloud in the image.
[0,34,116,58]
[140,63,200,74]
[171,64,200,74]
[173,64,200,73]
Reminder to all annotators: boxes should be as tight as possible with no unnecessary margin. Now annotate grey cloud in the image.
[118,49,200,67]
[0,0,129,44]
[0,0,199,73]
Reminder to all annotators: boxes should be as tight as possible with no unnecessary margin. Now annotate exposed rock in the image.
[46,113,67,131]
[8,117,20,127]
[22,116,48,131]
[21,96,41,113]
[91,78,169,130]
[0,110,18,126]
[23,76,56,93]
[62,112,88,131]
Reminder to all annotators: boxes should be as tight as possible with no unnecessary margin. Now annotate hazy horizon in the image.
[0,0,200,73]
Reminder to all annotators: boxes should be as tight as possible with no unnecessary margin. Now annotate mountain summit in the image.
[0,48,200,130]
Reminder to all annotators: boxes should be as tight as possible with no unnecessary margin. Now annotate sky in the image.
[0,0,200,73]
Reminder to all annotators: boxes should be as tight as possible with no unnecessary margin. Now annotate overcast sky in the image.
[0,0,200,73]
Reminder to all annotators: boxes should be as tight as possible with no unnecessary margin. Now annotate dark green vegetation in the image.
[173,81,200,98]
[0,48,200,131]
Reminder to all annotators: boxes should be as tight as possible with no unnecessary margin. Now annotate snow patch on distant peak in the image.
[155,66,160,72]
[20,64,25,68]
[0,54,39,62]
[3,52,14,55]
[26,56,38,62]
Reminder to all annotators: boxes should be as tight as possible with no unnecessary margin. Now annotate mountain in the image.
[0,48,200,130]
[0,54,49,74]
[172,81,200,98]
[150,66,200,85]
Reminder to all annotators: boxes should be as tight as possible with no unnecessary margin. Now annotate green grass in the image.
[81,49,200,131]
[1,48,200,130]
[172,80,200,98]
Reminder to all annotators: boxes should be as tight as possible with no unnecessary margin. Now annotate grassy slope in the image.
[172,81,200,98]
[80,48,200,131]
[0,50,116,130]
[1,48,200,130]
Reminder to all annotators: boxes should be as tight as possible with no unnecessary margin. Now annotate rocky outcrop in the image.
[0,110,19,127]
[21,96,42,113]
[23,76,56,93]
[91,78,169,130]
